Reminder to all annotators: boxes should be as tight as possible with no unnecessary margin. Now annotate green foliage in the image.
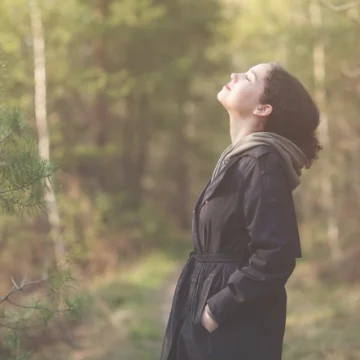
[0,107,56,216]
[0,48,68,360]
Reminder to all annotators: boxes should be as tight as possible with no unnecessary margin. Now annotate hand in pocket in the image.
[201,304,219,333]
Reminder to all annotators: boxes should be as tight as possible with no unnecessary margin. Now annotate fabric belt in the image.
[189,251,242,263]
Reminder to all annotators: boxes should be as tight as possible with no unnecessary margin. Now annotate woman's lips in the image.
[224,83,231,90]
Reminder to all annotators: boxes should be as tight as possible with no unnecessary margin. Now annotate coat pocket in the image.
[193,268,216,326]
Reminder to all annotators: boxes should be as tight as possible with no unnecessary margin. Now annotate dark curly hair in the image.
[260,62,322,162]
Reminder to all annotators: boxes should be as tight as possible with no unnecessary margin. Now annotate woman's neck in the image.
[229,113,263,145]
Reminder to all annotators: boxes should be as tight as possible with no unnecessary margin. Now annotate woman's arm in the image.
[206,151,301,325]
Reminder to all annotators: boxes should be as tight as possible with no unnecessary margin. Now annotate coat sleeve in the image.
[207,151,301,325]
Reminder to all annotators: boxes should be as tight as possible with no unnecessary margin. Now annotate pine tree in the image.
[0,106,55,216]
[0,62,79,359]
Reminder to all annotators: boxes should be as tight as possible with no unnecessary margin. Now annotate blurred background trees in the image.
[0,0,359,359]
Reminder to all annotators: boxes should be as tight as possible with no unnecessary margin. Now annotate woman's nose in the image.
[231,73,238,82]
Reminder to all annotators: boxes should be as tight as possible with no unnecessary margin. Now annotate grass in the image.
[283,260,360,360]
[30,248,360,360]
[65,250,182,360]
[83,253,360,360]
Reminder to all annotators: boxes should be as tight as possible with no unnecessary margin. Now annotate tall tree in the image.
[29,0,65,269]
[310,0,342,260]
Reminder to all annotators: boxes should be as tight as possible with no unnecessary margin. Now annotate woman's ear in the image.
[253,104,273,117]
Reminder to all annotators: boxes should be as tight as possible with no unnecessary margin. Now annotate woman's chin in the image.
[217,89,227,102]
[217,91,229,108]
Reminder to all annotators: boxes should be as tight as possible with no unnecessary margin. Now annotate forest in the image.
[0,0,360,359]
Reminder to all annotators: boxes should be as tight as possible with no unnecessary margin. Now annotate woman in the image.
[160,62,321,360]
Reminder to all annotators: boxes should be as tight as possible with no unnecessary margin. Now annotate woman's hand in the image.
[201,304,219,333]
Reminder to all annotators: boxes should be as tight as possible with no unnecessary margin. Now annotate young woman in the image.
[160,62,321,360]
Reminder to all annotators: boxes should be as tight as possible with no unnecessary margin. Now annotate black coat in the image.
[160,145,302,360]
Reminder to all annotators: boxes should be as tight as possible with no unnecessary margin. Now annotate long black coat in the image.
[160,145,302,360]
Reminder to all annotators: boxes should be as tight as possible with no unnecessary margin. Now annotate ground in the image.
[32,252,360,360]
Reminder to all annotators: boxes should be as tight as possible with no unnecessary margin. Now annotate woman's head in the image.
[217,62,321,161]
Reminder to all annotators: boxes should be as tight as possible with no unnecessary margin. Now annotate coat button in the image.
[204,200,209,205]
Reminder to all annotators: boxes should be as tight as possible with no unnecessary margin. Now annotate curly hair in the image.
[260,62,322,162]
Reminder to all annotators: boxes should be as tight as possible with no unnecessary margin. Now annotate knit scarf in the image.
[211,132,311,191]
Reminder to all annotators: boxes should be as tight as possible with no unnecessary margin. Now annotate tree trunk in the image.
[174,116,191,230]
[29,0,65,269]
[310,0,342,260]
[287,2,315,224]
[120,92,149,210]
[132,92,149,208]
[29,1,80,348]
[171,90,191,230]
[93,0,110,148]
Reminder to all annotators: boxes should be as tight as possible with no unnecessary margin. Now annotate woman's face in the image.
[217,63,272,116]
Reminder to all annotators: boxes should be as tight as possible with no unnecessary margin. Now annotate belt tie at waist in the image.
[189,251,242,263]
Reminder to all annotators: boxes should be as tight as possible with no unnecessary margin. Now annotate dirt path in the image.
[65,263,182,360]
